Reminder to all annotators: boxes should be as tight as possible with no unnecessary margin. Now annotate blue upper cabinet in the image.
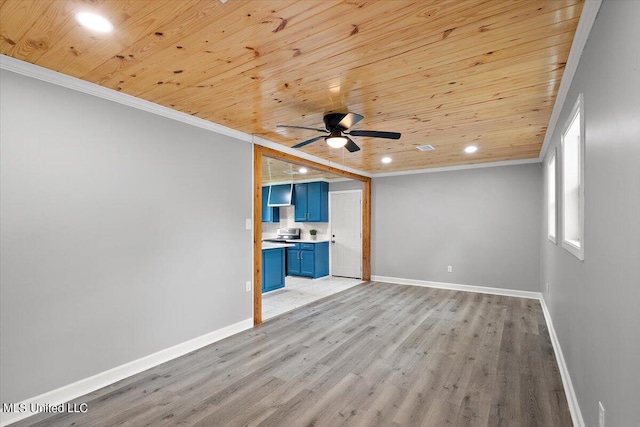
[307,182,328,221]
[294,181,328,222]
[261,186,280,223]
[293,183,308,222]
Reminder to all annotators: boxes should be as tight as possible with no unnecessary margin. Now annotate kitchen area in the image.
[260,156,363,320]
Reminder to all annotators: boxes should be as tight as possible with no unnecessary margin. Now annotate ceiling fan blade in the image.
[348,130,401,139]
[337,112,364,130]
[292,135,325,149]
[277,125,327,133]
[344,137,360,153]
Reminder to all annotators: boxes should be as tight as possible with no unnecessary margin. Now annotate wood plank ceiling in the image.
[262,156,344,185]
[0,0,584,174]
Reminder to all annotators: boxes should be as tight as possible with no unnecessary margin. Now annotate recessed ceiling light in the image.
[75,12,114,33]
[464,145,478,154]
[381,157,392,164]
[299,167,308,174]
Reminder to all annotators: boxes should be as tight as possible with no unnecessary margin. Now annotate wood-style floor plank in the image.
[12,282,572,427]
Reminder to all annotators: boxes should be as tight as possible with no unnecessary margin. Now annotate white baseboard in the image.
[0,318,253,427]
[371,275,584,427]
[371,275,542,300]
[539,296,585,427]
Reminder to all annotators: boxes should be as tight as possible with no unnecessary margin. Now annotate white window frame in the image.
[547,148,557,244]
[561,94,585,260]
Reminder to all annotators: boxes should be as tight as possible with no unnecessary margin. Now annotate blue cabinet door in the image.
[313,241,329,278]
[293,182,328,222]
[300,250,315,276]
[262,248,285,293]
[306,182,328,222]
[287,249,300,275]
[293,183,308,222]
[261,186,280,223]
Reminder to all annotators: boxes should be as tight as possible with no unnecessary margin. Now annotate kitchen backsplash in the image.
[262,206,330,240]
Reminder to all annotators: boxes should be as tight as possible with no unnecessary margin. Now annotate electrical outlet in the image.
[599,401,605,427]
[447,266,453,273]
[546,282,550,293]
[245,281,252,292]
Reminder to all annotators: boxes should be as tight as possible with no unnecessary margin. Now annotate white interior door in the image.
[330,191,362,278]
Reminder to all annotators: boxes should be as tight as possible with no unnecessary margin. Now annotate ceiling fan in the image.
[277,112,401,153]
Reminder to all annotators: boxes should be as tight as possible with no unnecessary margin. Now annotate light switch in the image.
[245,219,252,230]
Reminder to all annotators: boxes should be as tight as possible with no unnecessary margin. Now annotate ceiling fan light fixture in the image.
[326,132,348,148]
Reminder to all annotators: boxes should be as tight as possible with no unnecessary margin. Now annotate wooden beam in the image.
[362,179,371,281]
[255,145,370,182]
[253,145,372,325]
[253,146,262,325]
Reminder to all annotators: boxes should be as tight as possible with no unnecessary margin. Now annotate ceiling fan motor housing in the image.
[324,113,352,131]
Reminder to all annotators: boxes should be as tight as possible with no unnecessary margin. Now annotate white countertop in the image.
[261,242,295,250]
[262,239,330,244]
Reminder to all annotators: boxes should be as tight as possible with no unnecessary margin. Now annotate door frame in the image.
[328,189,363,278]
[253,145,371,325]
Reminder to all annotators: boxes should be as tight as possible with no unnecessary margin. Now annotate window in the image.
[547,149,557,243]
[561,94,585,260]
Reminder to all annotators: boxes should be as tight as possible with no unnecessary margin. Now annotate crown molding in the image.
[538,0,603,161]
[372,158,540,178]
[0,54,370,179]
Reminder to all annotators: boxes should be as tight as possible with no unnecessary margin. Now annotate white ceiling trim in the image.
[373,158,541,178]
[0,54,371,178]
[538,0,603,161]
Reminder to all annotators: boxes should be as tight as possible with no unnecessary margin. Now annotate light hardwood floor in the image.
[13,282,572,426]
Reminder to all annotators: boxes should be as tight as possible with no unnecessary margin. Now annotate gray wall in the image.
[0,70,253,403]
[372,164,542,291]
[329,179,362,192]
[540,1,640,426]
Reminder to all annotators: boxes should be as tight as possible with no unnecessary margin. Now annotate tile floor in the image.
[262,275,363,320]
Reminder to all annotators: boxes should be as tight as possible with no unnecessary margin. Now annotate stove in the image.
[263,228,300,242]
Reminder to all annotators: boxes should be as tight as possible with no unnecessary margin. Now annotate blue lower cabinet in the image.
[287,247,301,276]
[262,248,285,293]
[286,241,329,279]
[300,250,315,276]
